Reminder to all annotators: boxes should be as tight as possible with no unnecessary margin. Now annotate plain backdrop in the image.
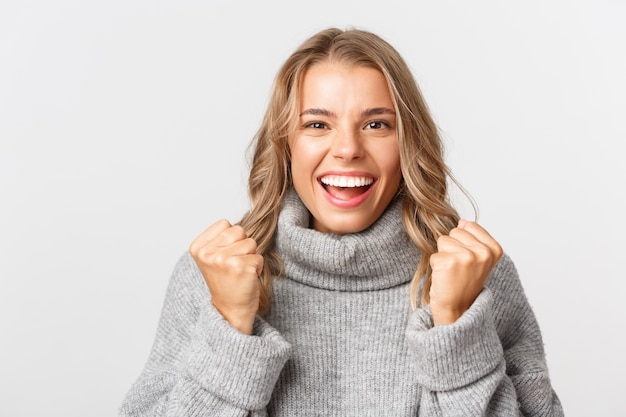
[1,1,624,416]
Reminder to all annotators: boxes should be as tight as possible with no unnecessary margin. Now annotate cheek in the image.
[289,143,314,191]
[290,140,325,177]
[377,144,401,179]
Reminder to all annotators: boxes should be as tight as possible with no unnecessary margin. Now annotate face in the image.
[288,62,402,235]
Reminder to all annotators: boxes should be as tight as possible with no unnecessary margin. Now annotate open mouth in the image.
[319,175,375,200]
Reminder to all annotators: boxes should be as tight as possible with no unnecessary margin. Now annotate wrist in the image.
[212,301,256,335]
[430,304,465,326]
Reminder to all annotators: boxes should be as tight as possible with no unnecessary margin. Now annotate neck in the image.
[274,189,420,292]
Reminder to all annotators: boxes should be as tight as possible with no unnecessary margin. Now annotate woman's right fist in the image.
[189,219,263,335]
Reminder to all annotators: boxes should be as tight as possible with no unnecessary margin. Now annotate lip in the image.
[317,171,377,209]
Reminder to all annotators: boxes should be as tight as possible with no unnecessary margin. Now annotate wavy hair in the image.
[239,27,470,312]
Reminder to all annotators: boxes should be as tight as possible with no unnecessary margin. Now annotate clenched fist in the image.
[429,219,503,326]
[189,219,263,335]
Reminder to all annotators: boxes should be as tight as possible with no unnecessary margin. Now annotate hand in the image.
[189,219,263,335]
[429,219,503,326]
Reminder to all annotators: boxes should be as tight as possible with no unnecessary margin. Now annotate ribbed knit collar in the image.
[275,189,421,292]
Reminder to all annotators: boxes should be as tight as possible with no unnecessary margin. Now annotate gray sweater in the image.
[119,191,563,416]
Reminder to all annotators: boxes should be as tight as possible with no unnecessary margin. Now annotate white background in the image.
[1,1,624,416]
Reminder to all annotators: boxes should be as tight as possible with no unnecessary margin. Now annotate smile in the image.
[318,174,376,208]
[320,175,374,188]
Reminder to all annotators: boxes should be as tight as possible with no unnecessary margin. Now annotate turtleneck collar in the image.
[274,189,421,292]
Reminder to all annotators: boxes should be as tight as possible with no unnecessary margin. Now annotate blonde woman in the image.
[119,28,563,416]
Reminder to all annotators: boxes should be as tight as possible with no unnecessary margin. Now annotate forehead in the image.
[298,62,394,111]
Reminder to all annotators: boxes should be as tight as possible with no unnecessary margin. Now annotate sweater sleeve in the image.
[118,252,292,417]
[406,253,564,417]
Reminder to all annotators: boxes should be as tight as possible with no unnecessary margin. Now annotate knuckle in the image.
[189,241,199,256]
[210,220,231,238]
[458,249,475,265]
[211,251,228,267]
[245,263,259,276]
[225,255,246,270]
[245,237,259,252]
[494,243,504,260]
[231,225,247,238]
[197,245,214,262]
[216,218,231,227]
[221,256,242,271]
[474,245,491,262]
[429,253,449,271]
[436,235,450,248]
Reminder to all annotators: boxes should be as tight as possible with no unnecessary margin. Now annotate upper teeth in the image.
[320,176,374,187]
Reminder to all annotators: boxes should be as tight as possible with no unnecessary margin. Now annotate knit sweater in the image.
[119,190,563,416]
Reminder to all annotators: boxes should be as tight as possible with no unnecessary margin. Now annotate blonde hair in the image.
[240,27,467,312]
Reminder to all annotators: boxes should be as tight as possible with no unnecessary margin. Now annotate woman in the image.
[119,27,563,416]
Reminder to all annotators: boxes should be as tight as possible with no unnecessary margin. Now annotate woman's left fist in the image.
[429,219,503,325]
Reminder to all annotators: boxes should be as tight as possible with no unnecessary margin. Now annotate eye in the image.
[304,121,327,129]
[365,120,391,130]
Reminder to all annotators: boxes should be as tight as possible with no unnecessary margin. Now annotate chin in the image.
[315,215,375,236]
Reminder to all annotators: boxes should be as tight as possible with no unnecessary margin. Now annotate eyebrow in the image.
[300,108,336,117]
[299,107,396,117]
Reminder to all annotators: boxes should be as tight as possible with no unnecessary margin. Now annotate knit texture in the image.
[119,190,563,416]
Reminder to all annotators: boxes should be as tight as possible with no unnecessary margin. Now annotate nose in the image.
[331,129,364,162]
